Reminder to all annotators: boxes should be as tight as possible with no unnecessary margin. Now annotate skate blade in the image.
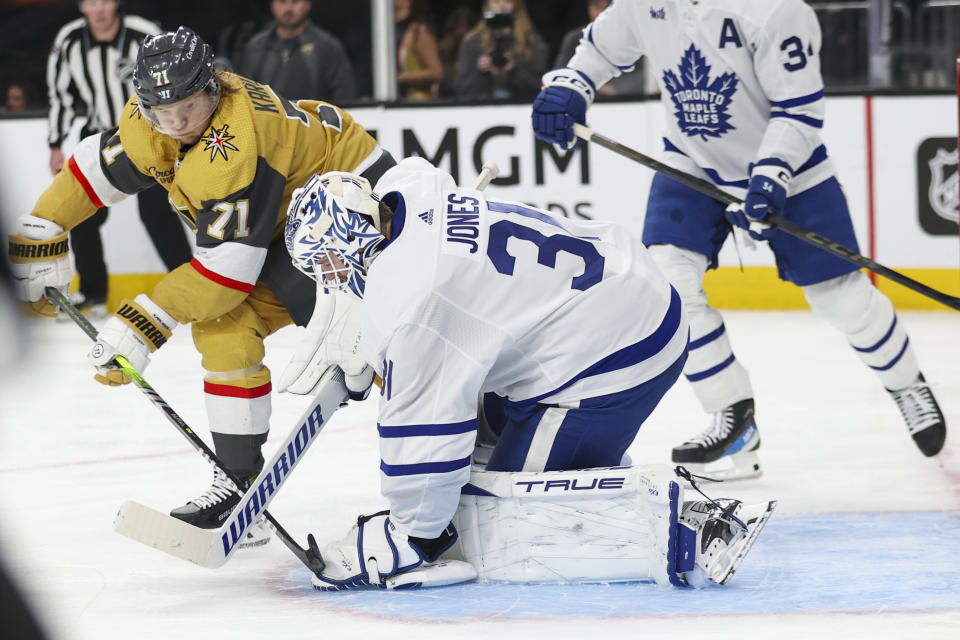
[711,500,777,585]
[685,450,763,482]
[237,521,272,550]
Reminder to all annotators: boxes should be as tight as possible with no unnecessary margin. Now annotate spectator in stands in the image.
[3,83,30,112]
[454,0,548,102]
[394,0,442,101]
[215,0,270,72]
[46,0,193,319]
[437,5,479,99]
[241,0,356,101]
[554,0,649,97]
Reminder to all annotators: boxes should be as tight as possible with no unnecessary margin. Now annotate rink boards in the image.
[0,95,957,311]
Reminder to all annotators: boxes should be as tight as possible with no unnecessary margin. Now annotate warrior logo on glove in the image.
[285,172,387,299]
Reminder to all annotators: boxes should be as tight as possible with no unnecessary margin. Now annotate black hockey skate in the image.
[170,468,271,548]
[888,373,947,457]
[678,498,777,586]
[672,399,762,481]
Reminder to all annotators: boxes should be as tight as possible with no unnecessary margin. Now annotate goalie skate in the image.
[672,399,762,481]
[679,498,777,585]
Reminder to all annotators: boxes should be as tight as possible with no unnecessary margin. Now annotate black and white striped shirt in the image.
[46,14,160,147]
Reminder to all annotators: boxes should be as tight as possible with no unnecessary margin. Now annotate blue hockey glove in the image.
[724,160,791,240]
[311,511,471,591]
[531,68,596,150]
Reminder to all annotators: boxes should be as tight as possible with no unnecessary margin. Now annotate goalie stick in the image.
[472,161,500,191]
[113,367,347,569]
[45,286,334,575]
[573,124,960,312]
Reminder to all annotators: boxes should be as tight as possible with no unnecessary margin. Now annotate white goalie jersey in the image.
[363,157,687,540]
[567,0,833,195]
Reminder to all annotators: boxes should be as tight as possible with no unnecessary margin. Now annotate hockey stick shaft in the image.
[113,368,347,569]
[44,286,326,575]
[573,124,960,312]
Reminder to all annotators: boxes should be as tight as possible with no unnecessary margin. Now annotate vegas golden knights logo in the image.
[201,124,239,162]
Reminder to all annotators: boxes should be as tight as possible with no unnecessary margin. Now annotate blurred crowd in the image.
[0,0,660,115]
[1,0,959,117]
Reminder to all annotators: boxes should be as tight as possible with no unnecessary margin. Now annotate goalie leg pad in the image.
[451,465,686,586]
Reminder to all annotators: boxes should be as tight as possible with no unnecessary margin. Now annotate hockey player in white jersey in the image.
[532,0,947,480]
[279,157,776,589]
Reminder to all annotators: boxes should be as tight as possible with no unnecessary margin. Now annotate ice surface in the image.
[1,310,958,639]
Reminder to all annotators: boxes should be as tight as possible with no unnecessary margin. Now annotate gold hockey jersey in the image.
[30,72,390,323]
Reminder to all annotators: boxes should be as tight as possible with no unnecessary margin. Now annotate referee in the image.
[46,0,192,317]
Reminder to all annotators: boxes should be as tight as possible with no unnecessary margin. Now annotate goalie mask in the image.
[285,172,386,299]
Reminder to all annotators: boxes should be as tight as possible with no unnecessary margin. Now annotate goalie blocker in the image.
[448,464,776,587]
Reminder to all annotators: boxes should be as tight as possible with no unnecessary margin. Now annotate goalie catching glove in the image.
[88,294,177,385]
[277,284,374,400]
[7,215,73,317]
[311,511,476,591]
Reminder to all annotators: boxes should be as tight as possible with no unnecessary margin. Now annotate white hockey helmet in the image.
[285,171,385,298]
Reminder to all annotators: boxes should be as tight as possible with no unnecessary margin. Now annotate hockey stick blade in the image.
[113,367,348,569]
[572,125,960,312]
[47,286,331,576]
[114,500,215,566]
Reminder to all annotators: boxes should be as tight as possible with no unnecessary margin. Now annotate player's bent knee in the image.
[803,271,892,335]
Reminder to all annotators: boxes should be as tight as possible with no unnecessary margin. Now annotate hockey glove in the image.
[532,68,595,150]
[724,160,792,240]
[310,511,474,591]
[7,215,73,317]
[277,284,374,401]
[88,294,177,386]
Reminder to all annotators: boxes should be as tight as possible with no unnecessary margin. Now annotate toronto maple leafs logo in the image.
[201,124,239,162]
[662,45,738,141]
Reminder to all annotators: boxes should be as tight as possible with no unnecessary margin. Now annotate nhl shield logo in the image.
[927,147,958,224]
[662,44,738,141]
[916,138,959,235]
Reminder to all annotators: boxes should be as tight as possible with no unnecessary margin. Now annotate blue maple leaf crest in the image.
[662,44,738,141]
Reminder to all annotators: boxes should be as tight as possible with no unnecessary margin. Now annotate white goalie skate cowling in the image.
[676,498,777,586]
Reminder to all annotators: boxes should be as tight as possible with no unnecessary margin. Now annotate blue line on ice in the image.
[291,511,960,620]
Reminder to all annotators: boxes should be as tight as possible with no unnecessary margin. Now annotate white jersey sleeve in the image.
[749,0,826,175]
[566,0,649,87]
[375,324,484,540]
